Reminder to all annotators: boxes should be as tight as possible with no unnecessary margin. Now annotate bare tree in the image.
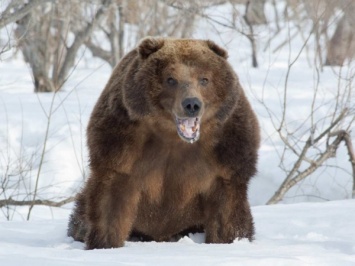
[245,0,267,25]
[0,0,54,29]
[325,5,355,66]
[284,0,355,67]
[0,0,52,57]
[86,0,197,67]
[84,0,126,68]
[243,0,267,67]
[12,0,112,92]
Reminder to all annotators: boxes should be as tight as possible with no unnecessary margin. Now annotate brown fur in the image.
[67,37,260,249]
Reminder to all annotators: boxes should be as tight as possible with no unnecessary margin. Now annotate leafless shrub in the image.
[260,27,355,203]
[0,89,90,220]
[0,142,36,220]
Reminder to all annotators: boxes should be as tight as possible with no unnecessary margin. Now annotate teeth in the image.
[176,117,200,141]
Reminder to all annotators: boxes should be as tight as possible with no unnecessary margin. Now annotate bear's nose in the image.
[182,97,202,117]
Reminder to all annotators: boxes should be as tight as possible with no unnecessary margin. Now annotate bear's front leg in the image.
[85,171,140,249]
[204,178,254,244]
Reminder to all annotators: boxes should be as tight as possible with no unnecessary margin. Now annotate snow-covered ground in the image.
[1,200,355,265]
[0,2,354,265]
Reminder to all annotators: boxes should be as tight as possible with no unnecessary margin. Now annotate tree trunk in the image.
[15,13,55,92]
[118,5,125,60]
[244,1,260,68]
[325,5,355,66]
[245,0,267,26]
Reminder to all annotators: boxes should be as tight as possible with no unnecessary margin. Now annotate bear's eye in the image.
[200,78,209,86]
[167,77,178,86]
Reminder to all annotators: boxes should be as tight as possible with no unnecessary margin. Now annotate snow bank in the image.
[1,200,354,265]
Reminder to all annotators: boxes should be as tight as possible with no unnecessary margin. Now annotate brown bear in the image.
[67,37,260,249]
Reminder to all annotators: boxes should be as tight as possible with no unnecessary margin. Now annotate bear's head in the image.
[123,37,240,143]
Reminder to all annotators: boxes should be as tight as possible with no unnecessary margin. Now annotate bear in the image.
[67,37,260,249]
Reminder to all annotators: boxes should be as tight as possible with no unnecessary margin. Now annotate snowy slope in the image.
[1,1,355,265]
[1,200,355,266]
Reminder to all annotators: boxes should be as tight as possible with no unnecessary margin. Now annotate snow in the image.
[1,200,355,265]
[1,1,355,265]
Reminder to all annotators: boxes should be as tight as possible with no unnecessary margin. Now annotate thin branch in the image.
[164,1,250,38]
[85,40,112,66]
[313,108,347,144]
[0,197,75,208]
[330,131,355,198]
[267,131,348,204]
[27,91,57,220]
[278,23,315,131]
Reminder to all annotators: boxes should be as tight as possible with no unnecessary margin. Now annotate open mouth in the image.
[175,117,200,143]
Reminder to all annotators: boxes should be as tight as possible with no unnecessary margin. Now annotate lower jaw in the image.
[177,130,200,144]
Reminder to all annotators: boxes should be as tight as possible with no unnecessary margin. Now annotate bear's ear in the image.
[138,37,165,59]
[206,40,228,59]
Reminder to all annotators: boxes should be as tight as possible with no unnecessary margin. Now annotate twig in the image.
[0,197,75,208]
[331,131,355,198]
[26,91,57,220]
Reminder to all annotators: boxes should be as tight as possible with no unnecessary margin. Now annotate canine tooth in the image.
[180,124,186,132]
[192,126,197,132]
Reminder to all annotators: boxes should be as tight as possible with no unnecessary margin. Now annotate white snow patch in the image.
[0,200,354,265]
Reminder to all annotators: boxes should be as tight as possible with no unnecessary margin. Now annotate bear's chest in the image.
[130,136,222,204]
